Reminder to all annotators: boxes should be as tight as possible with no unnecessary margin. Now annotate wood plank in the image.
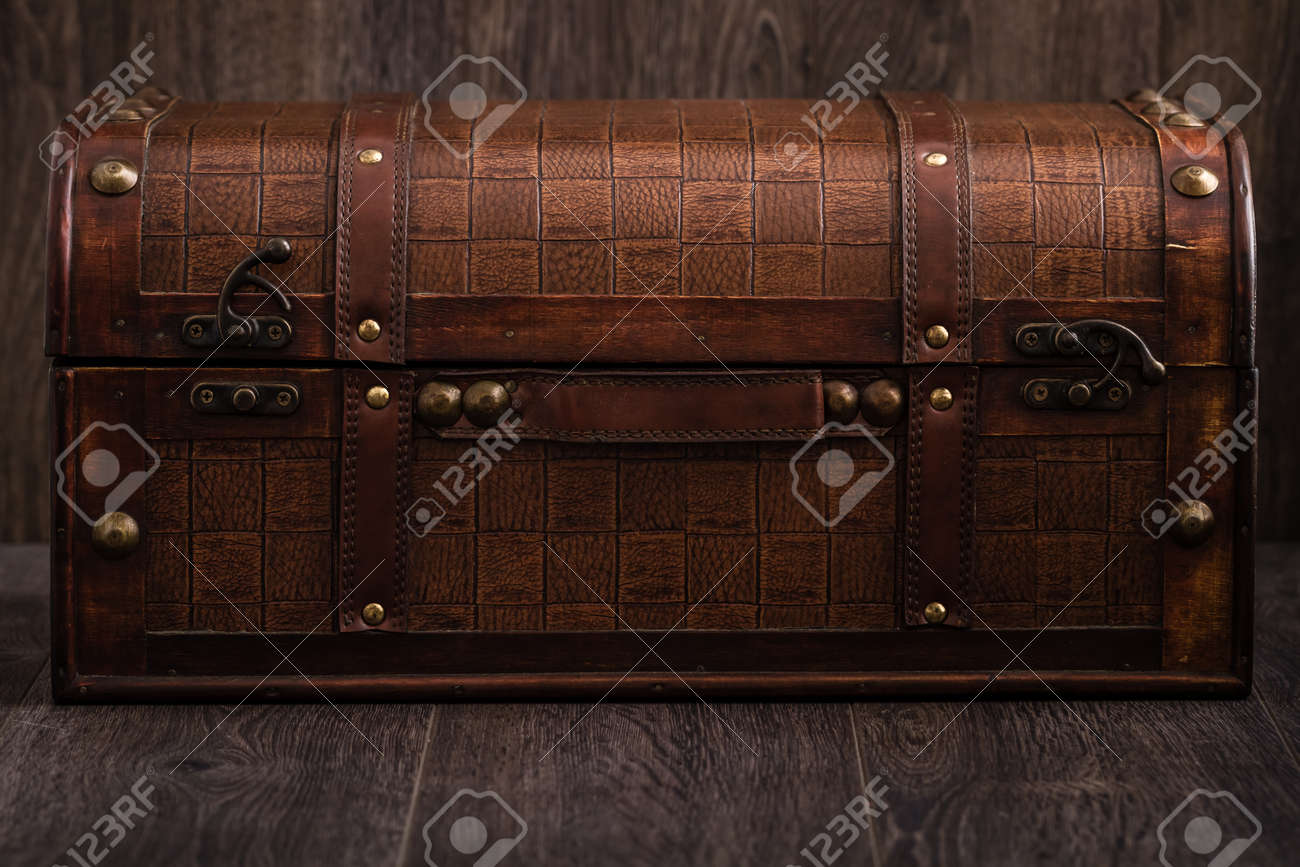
[0,660,433,866]
[0,545,49,731]
[1253,542,1300,766]
[855,689,1299,864]
[397,701,864,866]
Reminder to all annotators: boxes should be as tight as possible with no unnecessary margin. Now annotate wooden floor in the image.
[1,545,1296,866]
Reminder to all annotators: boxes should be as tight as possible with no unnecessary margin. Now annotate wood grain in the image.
[5,0,1297,540]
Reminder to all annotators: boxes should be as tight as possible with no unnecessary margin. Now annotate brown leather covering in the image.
[339,370,413,632]
[904,367,978,627]
[335,93,414,364]
[881,92,973,364]
[430,371,826,442]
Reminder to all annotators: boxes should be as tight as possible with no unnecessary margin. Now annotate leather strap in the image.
[881,91,973,364]
[335,93,414,364]
[1114,96,1233,365]
[339,370,413,632]
[426,370,829,442]
[904,367,977,628]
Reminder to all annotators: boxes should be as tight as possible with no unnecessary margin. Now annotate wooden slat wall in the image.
[3,0,1295,541]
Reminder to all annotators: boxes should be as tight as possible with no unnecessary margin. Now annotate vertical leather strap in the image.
[339,370,413,632]
[1114,96,1233,365]
[881,91,973,364]
[904,367,978,628]
[335,93,414,364]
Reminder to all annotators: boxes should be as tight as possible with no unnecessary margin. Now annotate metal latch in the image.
[191,382,301,415]
[180,238,294,350]
[1015,319,1165,411]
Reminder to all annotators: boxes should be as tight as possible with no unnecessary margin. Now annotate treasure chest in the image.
[46,88,1256,700]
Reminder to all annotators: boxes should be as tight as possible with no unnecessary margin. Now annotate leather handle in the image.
[420,370,833,442]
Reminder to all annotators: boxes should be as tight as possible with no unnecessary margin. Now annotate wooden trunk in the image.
[47,89,1256,699]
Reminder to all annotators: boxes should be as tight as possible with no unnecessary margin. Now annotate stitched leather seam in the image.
[340,373,359,627]
[946,95,974,361]
[904,373,923,624]
[478,426,826,440]
[389,97,413,364]
[393,373,412,629]
[336,104,357,361]
[890,96,920,364]
[957,369,977,623]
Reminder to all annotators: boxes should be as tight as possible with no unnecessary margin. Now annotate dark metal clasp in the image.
[181,238,294,350]
[1016,319,1165,410]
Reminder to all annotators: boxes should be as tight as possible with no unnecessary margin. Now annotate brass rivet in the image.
[187,322,205,340]
[357,318,382,342]
[366,385,391,409]
[358,148,383,164]
[361,602,386,626]
[823,380,860,424]
[1030,383,1049,404]
[198,388,215,405]
[89,157,139,194]
[107,108,145,122]
[266,324,284,342]
[860,378,905,428]
[463,380,510,427]
[928,387,954,411]
[415,381,463,428]
[276,391,292,407]
[1164,111,1206,128]
[922,152,948,167]
[1127,88,1160,103]
[924,601,948,624]
[231,386,258,412]
[1106,385,1124,403]
[91,511,140,559]
[1141,98,1180,116]
[924,324,950,348]
[1170,165,1219,197]
[1171,500,1215,548]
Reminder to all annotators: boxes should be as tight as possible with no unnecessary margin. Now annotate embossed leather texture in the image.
[47,93,1256,699]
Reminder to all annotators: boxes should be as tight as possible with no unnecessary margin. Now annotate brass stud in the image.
[415,381,463,428]
[1066,381,1093,407]
[198,388,215,405]
[1164,111,1206,128]
[107,107,144,122]
[463,380,510,427]
[928,387,954,411]
[231,386,258,412]
[1170,165,1219,197]
[1141,98,1181,116]
[924,324,950,348]
[923,601,948,624]
[91,511,140,559]
[361,602,386,626]
[1171,500,1215,548]
[358,148,383,164]
[89,157,139,195]
[357,318,382,342]
[266,324,284,342]
[1127,88,1160,103]
[365,385,391,409]
[860,378,904,428]
[823,380,860,424]
[276,390,293,407]
[922,152,948,167]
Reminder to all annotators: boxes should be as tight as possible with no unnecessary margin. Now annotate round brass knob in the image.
[231,386,258,412]
[415,381,463,428]
[357,318,382,342]
[928,387,954,411]
[89,157,139,195]
[365,385,391,410]
[1170,500,1215,548]
[860,378,904,427]
[1170,164,1219,198]
[924,324,950,348]
[463,380,510,427]
[823,380,859,424]
[361,602,386,626]
[91,511,140,559]
[923,601,948,624]
[1066,381,1093,407]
